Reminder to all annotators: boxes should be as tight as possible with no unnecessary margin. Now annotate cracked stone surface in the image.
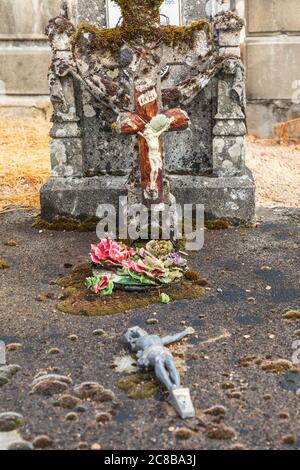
[0,207,299,450]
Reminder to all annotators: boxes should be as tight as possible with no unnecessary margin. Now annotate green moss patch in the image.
[205,220,230,230]
[117,373,162,399]
[56,262,205,316]
[32,216,98,232]
[72,19,211,54]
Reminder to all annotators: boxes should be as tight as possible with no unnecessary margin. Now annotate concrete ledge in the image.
[41,171,255,224]
[169,170,255,223]
[40,176,128,222]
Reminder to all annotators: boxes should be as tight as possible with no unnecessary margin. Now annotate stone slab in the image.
[246,39,300,100]
[247,0,300,34]
[41,171,255,224]
[40,175,128,222]
[0,47,50,95]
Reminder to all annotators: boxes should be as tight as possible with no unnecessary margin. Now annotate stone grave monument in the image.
[41,0,255,225]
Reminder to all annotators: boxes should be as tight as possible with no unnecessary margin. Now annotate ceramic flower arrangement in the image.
[86,239,188,296]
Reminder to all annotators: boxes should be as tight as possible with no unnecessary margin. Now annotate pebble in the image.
[206,423,236,440]
[174,428,193,440]
[228,391,242,399]
[30,374,72,396]
[91,443,102,451]
[296,389,300,397]
[204,405,227,417]
[31,374,72,387]
[54,394,81,409]
[282,434,296,445]
[35,295,48,302]
[230,444,248,450]
[0,412,24,432]
[260,359,294,372]
[47,348,62,355]
[243,335,251,339]
[269,334,275,339]
[146,318,158,325]
[76,442,89,450]
[65,412,78,422]
[33,435,53,449]
[68,335,78,342]
[265,286,272,291]
[222,381,235,390]
[263,394,272,401]
[247,297,256,303]
[293,330,300,337]
[96,412,112,424]
[282,310,300,321]
[31,380,69,396]
[75,405,87,413]
[278,412,290,420]
[93,329,105,336]
[74,382,115,402]
[4,240,20,247]
[7,441,34,450]
[0,259,10,269]
[6,343,23,352]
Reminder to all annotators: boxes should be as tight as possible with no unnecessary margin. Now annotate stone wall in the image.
[0,0,61,114]
[245,0,300,137]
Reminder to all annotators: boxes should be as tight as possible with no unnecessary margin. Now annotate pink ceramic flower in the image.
[90,240,136,267]
[93,275,110,294]
[126,256,166,279]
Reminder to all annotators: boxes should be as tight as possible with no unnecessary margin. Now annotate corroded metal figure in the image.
[124,326,196,418]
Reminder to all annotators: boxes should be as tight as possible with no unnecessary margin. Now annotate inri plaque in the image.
[106,0,182,28]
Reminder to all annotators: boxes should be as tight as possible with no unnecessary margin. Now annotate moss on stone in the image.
[117,373,161,399]
[56,262,205,317]
[72,19,211,54]
[32,216,98,232]
[205,220,230,230]
[185,270,200,281]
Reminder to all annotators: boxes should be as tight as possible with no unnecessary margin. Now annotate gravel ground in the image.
[247,137,300,208]
[0,207,299,450]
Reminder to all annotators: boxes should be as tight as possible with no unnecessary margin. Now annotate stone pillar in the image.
[47,18,84,178]
[213,12,246,177]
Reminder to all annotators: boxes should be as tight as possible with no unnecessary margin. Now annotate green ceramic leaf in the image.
[161,293,170,304]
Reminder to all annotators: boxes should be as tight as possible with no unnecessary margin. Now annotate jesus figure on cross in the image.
[138,115,174,198]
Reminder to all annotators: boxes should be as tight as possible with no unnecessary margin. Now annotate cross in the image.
[117,95,189,206]
[58,0,244,207]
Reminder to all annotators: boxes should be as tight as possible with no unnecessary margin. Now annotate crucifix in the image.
[49,1,245,210]
[117,100,189,205]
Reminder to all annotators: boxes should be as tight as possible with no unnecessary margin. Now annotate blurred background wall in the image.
[0,0,299,137]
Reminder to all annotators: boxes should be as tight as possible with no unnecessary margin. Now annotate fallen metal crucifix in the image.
[124,326,196,419]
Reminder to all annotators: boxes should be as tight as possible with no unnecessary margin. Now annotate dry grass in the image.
[0,117,51,213]
[0,116,299,213]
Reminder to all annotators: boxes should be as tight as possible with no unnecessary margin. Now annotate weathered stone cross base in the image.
[41,172,255,224]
